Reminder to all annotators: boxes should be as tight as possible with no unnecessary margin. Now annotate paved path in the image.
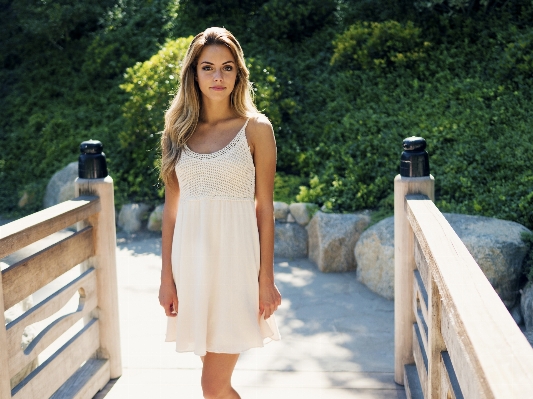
[1,228,405,398]
[96,232,405,399]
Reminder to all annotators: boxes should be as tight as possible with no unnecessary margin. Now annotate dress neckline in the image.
[184,118,250,159]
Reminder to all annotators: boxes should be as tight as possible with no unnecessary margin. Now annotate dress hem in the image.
[173,336,280,357]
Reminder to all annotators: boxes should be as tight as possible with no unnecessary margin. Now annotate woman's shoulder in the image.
[245,113,276,154]
[246,113,274,137]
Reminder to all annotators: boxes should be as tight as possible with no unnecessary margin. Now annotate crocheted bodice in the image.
[176,118,255,201]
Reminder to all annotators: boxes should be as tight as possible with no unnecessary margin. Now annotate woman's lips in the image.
[210,86,225,91]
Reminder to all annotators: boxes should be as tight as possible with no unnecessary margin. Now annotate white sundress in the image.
[165,117,281,356]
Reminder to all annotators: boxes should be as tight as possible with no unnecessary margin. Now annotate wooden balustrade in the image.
[395,174,533,399]
[0,176,121,399]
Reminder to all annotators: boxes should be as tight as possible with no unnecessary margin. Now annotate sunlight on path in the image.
[98,233,405,399]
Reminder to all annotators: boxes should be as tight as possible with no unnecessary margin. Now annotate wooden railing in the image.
[394,175,533,398]
[0,176,121,399]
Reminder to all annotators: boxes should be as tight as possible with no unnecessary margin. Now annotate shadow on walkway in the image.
[99,233,405,398]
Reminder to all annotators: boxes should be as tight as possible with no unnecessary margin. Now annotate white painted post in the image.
[75,140,122,379]
[394,137,434,385]
[0,270,12,398]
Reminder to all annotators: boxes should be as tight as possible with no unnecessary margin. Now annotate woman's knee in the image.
[201,379,231,399]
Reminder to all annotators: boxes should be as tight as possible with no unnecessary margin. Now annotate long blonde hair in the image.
[160,27,259,186]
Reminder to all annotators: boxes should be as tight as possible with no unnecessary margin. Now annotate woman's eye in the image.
[224,66,233,71]
[202,66,212,71]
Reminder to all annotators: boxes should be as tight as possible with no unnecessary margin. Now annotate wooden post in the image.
[394,136,435,385]
[75,140,122,379]
[0,269,12,398]
[76,176,122,379]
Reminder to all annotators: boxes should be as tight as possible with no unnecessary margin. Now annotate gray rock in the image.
[286,213,296,223]
[355,216,395,300]
[524,330,533,348]
[511,302,523,326]
[444,213,530,308]
[289,202,318,226]
[147,204,165,232]
[43,162,78,208]
[273,201,289,221]
[307,211,371,273]
[274,222,308,258]
[118,203,151,233]
[521,284,533,331]
[354,213,530,307]
[5,295,38,388]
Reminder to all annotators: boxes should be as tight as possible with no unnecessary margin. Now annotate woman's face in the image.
[195,44,238,103]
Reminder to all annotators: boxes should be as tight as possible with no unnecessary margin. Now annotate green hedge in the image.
[1,0,532,235]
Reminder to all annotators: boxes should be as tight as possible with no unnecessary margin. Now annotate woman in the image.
[158,27,281,399]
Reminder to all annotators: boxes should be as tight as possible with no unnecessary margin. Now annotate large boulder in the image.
[3,291,38,388]
[289,202,318,226]
[354,213,530,307]
[118,203,151,233]
[521,284,533,331]
[273,201,290,221]
[43,162,78,208]
[307,211,371,272]
[355,216,395,300]
[274,222,307,258]
[445,213,530,308]
[147,204,165,232]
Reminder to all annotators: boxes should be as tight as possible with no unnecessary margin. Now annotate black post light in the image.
[79,140,108,179]
[400,136,430,177]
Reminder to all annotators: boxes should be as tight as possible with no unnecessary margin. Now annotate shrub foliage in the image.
[1,0,532,237]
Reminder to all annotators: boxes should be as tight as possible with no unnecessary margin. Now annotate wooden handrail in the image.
[2,227,94,310]
[0,196,100,259]
[406,195,533,398]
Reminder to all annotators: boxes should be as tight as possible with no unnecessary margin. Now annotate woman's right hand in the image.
[159,280,179,317]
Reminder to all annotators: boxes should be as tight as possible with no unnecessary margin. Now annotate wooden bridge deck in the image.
[95,232,405,399]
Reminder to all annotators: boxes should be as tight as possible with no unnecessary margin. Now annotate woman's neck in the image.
[199,98,238,124]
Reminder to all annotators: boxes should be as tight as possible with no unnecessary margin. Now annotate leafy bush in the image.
[2,0,533,235]
[0,0,179,216]
[331,21,429,71]
[274,172,308,204]
[116,37,193,205]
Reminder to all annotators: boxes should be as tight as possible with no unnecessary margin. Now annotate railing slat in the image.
[414,270,428,321]
[11,319,100,399]
[0,196,99,259]
[404,364,424,399]
[49,358,109,399]
[406,195,533,399]
[412,323,428,398]
[441,351,464,399]
[7,269,97,380]
[440,300,484,399]
[413,306,428,355]
[2,226,94,310]
[414,239,429,291]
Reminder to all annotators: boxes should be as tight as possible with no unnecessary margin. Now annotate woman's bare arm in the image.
[159,171,180,317]
[249,115,281,320]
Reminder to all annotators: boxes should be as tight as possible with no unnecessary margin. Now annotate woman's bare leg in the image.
[201,352,240,399]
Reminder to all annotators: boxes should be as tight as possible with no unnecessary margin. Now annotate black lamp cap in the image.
[403,136,426,151]
[80,140,103,154]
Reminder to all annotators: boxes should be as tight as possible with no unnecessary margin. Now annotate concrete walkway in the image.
[96,232,405,399]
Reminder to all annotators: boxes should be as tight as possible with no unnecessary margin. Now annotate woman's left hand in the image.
[259,275,281,320]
